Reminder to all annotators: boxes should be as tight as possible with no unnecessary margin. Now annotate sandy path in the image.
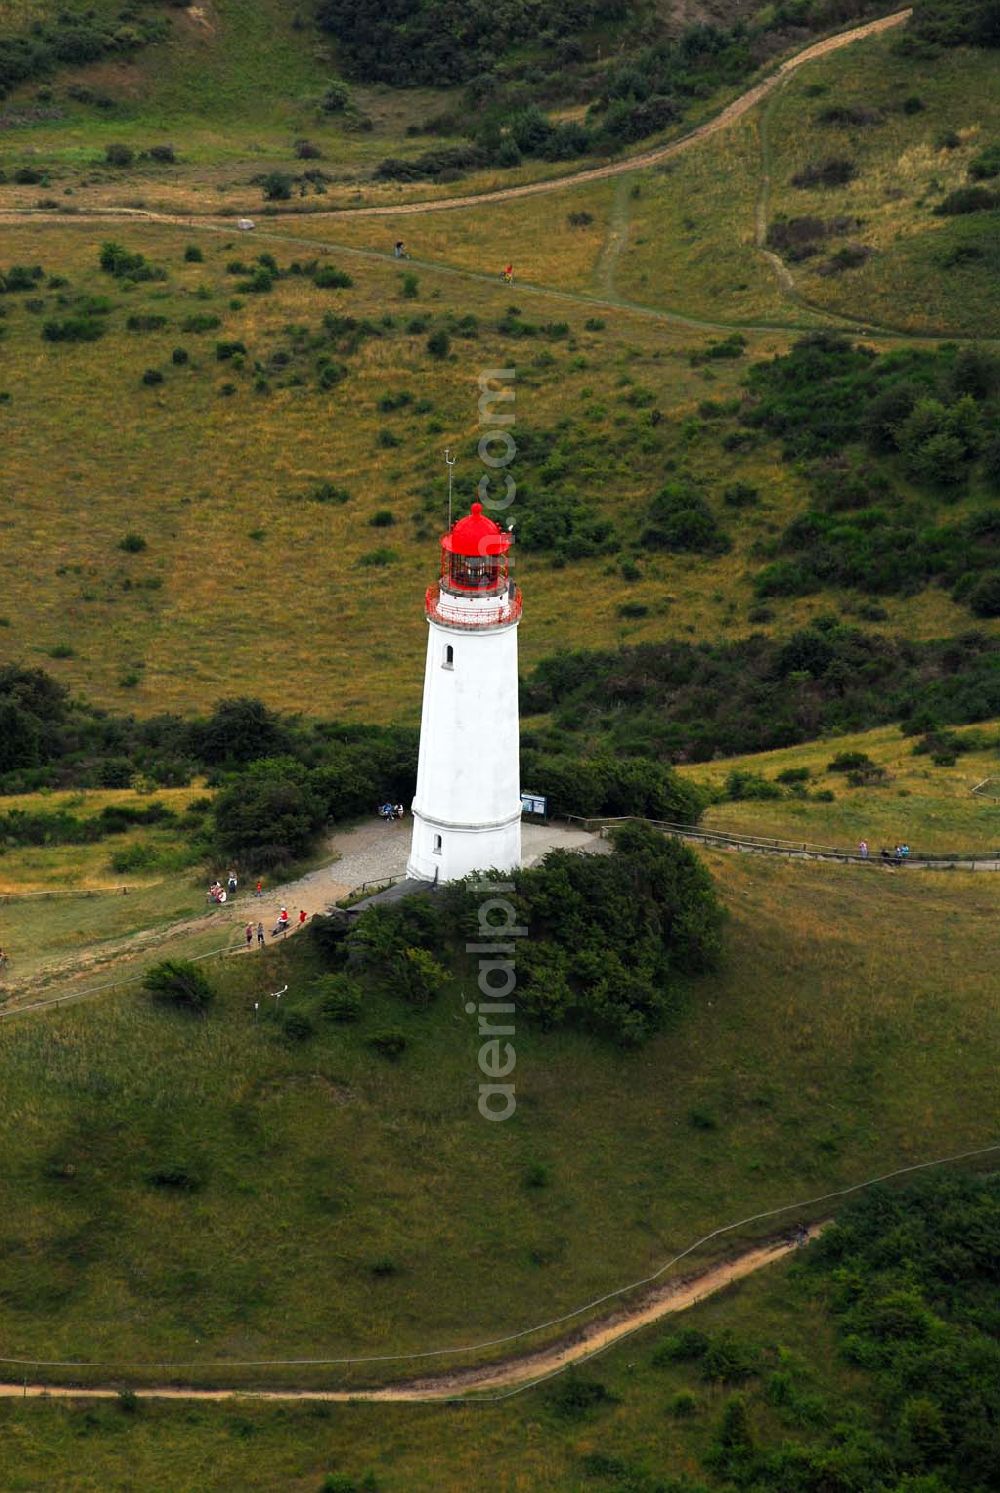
[0,12,910,233]
[0,1225,824,1403]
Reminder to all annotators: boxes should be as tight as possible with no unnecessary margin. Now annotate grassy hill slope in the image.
[0,848,996,1382]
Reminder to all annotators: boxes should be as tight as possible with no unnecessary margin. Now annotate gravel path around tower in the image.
[268,816,607,919]
[0,821,607,1012]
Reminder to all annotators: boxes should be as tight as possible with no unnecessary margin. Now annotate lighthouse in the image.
[406,500,522,884]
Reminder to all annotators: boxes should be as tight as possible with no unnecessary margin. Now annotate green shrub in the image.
[967,569,1000,617]
[144,959,214,1014]
[181,313,220,333]
[282,1010,316,1041]
[369,509,395,527]
[105,142,134,167]
[118,532,147,553]
[140,368,163,386]
[934,185,997,215]
[317,975,363,1023]
[41,316,104,342]
[652,1329,711,1365]
[426,329,451,359]
[171,347,188,365]
[724,769,782,801]
[546,1370,617,1420]
[969,143,1000,179]
[367,1030,407,1060]
[262,171,293,201]
[641,480,730,555]
[791,157,857,188]
[314,265,353,289]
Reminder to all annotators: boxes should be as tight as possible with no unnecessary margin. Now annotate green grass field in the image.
[0,1246,905,1490]
[682,720,1000,854]
[0,848,996,1388]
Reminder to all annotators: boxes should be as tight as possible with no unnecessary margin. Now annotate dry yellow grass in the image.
[682,721,1000,853]
[763,36,1000,333]
[0,215,994,725]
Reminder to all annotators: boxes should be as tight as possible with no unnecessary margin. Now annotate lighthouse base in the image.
[407,806,522,885]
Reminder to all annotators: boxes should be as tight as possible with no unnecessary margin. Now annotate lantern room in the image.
[440,501,512,595]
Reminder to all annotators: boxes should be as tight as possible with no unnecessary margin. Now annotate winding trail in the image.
[0,11,909,228]
[0,10,918,346]
[0,1226,824,1403]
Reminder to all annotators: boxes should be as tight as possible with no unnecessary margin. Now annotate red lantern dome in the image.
[442,501,512,559]
[439,501,512,595]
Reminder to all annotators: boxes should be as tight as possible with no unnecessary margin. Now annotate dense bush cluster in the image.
[757,506,999,606]
[798,1173,1000,1490]
[316,823,723,1046]
[742,333,997,463]
[738,335,999,608]
[0,799,178,851]
[98,241,166,284]
[905,0,1000,49]
[640,479,731,556]
[522,622,1000,760]
[0,7,167,94]
[316,0,620,86]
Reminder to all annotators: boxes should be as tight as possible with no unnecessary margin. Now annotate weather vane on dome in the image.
[444,447,456,530]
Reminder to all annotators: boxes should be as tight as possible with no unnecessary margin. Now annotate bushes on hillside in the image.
[337,824,722,1046]
[934,185,998,215]
[519,749,705,823]
[906,0,1000,49]
[213,757,326,866]
[144,959,214,1014]
[791,157,858,189]
[521,624,1000,761]
[99,242,166,283]
[640,480,730,555]
[0,10,166,93]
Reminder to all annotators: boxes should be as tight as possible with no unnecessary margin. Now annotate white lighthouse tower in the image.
[407,500,522,884]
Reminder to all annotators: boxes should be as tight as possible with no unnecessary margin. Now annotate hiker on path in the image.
[256,922,265,947]
[227,870,238,895]
[245,922,254,948]
[255,879,263,898]
[858,840,869,859]
[502,263,514,284]
[298,909,307,927]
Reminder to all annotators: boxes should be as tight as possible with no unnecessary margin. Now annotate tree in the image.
[261,171,293,201]
[144,959,214,1013]
[426,329,450,359]
[105,142,134,167]
[191,697,290,766]
[213,757,325,866]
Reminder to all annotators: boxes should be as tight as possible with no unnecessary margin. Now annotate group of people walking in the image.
[857,840,910,865]
[243,907,308,946]
[380,802,406,822]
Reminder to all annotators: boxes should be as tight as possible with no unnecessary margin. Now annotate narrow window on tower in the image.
[433,834,443,854]
[443,644,454,669]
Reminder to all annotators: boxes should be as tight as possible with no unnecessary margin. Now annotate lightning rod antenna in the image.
[444,447,456,530]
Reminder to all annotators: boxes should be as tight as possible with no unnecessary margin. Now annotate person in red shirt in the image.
[298,909,307,926]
